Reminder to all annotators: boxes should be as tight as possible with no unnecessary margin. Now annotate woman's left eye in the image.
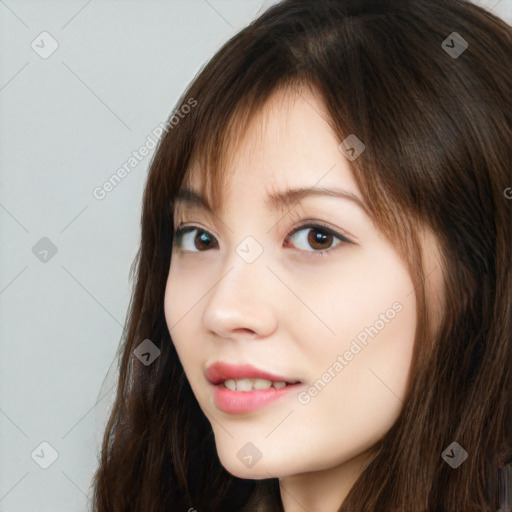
[284,224,351,256]
[172,223,352,257]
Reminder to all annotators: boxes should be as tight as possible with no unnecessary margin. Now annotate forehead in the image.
[174,85,363,216]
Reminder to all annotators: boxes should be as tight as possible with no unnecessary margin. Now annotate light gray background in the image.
[1,1,510,510]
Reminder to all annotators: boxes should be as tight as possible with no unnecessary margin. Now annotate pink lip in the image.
[205,362,303,414]
[205,362,300,385]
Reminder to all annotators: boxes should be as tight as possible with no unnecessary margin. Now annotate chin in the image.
[229,468,271,480]
[216,451,284,480]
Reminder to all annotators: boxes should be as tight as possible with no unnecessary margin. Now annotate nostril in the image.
[232,327,257,336]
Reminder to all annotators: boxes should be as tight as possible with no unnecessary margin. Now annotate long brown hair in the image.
[91,0,512,510]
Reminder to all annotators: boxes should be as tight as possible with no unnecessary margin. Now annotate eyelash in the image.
[172,221,353,258]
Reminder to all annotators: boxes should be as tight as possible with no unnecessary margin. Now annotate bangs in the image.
[178,77,315,217]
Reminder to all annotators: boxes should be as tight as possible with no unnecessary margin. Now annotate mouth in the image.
[205,362,304,414]
[220,377,300,391]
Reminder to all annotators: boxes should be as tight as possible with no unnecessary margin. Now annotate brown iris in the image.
[306,228,333,251]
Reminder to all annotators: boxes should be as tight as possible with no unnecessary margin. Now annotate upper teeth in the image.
[223,378,289,391]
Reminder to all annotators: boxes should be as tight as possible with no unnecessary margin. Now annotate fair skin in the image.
[164,86,441,511]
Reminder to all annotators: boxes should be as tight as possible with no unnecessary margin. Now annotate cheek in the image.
[288,241,416,356]
[289,246,417,447]
[163,262,203,370]
[164,255,210,328]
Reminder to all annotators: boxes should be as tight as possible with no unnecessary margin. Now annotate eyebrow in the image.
[173,186,368,215]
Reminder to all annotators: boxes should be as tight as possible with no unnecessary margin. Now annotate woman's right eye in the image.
[173,226,219,252]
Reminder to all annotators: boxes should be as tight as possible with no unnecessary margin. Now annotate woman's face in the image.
[164,87,427,482]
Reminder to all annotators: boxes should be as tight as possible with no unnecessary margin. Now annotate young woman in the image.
[92,0,512,510]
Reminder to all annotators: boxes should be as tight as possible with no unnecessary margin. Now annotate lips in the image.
[205,361,301,386]
[206,361,304,414]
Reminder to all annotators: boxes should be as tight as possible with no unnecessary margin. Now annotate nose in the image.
[201,256,279,341]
